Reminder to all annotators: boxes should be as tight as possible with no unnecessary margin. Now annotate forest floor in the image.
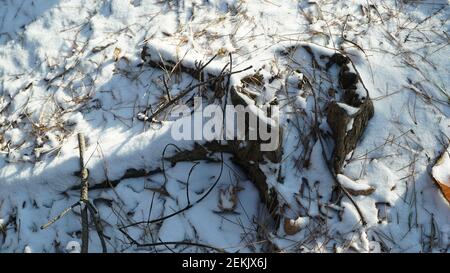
[0,0,449,253]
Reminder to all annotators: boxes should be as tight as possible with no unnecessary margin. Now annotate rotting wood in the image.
[326,53,374,174]
[139,47,283,226]
[164,86,283,226]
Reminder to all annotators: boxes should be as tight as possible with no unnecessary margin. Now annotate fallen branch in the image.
[78,133,90,253]
[70,167,162,191]
[42,134,108,253]
[86,201,107,253]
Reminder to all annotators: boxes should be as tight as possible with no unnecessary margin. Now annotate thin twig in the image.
[40,202,81,230]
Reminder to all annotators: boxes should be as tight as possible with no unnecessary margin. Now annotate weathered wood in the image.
[326,54,374,174]
[77,133,89,253]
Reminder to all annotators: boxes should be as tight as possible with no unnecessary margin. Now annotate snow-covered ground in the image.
[0,0,449,253]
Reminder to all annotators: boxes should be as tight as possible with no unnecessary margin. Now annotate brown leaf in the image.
[113,47,121,62]
[437,183,450,204]
[283,218,300,235]
[241,72,264,86]
[217,47,228,57]
[431,149,450,204]
[218,185,242,212]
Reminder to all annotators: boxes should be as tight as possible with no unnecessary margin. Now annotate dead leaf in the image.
[113,47,121,62]
[431,148,450,204]
[179,35,189,45]
[241,72,264,86]
[283,218,300,235]
[217,47,228,57]
[218,185,242,212]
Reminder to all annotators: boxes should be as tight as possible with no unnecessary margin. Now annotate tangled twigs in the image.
[161,140,281,225]
[137,55,252,122]
[152,68,251,121]
[141,46,217,81]
[119,150,224,229]
[117,147,226,253]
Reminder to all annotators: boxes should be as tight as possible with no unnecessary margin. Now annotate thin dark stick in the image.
[162,75,172,101]
[222,53,233,131]
[198,54,217,72]
[161,143,183,186]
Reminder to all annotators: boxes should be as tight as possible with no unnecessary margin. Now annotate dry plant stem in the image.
[78,133,89,201]
[40,201,81,230]
[78,133,90,253]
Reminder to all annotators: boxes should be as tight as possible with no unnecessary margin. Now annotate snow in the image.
[432,148,450,187]
[337,174,373,193]
[0,0,449,253]
[23,245,32,253]
[65,241,81,253]
[336,102,359,116]
[288,217,310,231]
[4,128,26,146]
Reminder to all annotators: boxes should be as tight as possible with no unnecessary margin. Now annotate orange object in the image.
[431,149,450,204]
